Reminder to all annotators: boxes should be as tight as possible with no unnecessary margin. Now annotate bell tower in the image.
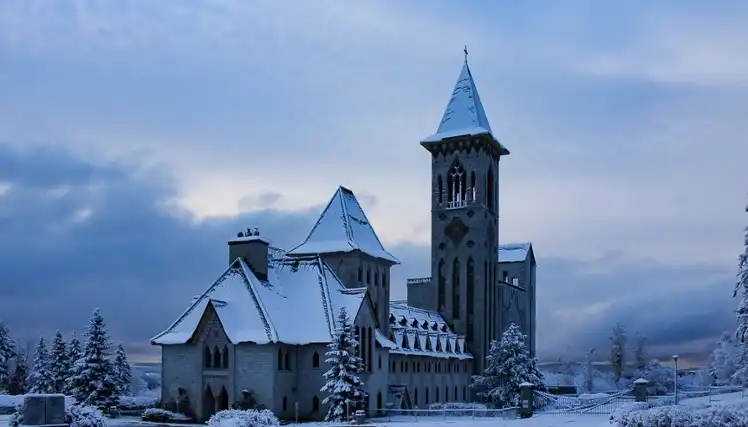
[420,55,510,375]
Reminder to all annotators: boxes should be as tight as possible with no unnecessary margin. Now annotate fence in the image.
[372,407,519,423]
[533,388,635,415]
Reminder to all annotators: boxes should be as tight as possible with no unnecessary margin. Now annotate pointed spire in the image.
[421,55,509,155]
[287,186,400,264]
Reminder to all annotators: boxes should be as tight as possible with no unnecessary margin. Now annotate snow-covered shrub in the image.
[7,403,107,427]
[612,400,748,427]
[67,404,108,427]
[117,395,159,410]
[141,407,188,422]
[207,409,279,427]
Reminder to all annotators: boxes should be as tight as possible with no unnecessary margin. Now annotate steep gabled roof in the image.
[499,242,534,263]
[421,61,509,155]
[150,256,366,346]
[287,186,400,264]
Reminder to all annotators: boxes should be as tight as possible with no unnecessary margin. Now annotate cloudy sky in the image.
[0,0,746,364]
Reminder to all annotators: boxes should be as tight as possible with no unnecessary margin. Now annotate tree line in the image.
[0,308,133,409]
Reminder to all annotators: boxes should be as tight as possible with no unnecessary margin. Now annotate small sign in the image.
[521,399,529,408]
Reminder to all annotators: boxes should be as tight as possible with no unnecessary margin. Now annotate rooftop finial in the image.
[463,45,468,63]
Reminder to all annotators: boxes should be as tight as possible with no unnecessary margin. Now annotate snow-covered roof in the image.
[150,256,366,346]
[287,186,400,264]
[421,61,509,155]
[498,242,533,263]
[387,301,472,360]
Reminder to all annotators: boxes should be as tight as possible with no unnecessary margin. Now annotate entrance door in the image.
[218,387,230,411]
[203,386,216,421]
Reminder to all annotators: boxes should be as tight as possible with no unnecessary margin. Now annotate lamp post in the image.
[673,355,679,404]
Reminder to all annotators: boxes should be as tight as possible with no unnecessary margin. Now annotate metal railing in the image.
[534,389,635,415]
[371,407,519,422]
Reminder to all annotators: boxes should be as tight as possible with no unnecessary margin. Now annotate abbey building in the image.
[151,58,537,422]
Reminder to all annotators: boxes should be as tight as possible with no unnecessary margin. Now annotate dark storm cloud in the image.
[0,143,739,362]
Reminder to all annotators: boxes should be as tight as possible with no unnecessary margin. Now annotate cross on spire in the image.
[463,45,468,63]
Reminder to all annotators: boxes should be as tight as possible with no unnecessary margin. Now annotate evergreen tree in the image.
[734,198,748,384]
[48,331,69,394]
[8,350,28,395]
[609,322,626,387]
[710,331,739,385]
[112,344,133,395]
[644,359,674,395]
[27,337,54,393]
[632,333,648,372]
[471,323,544,408]
[582,348,597,393]
[0,322,16,392]
[66,331,82,394]
[320,307,365,421]
[69,309,120,409]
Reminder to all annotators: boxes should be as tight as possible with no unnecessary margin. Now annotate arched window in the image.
[437,259,446,312]
[487,165,495,210]
[277,348,283,370]
[414,388,418,406]
[213,346,221,368]
[374,271,379,287]
[467,258,475,320]
[470,171,476,201]
[312,396,320,412]
[312,351,320,368]
[377,392,383,410]
[367,327,373,372]
[452,258,461,319]
[222,344,229,369]
[285,351,291,371]
[437,175,443,205]
[358,266,363,282]
[378,355,382,370]
[463,386,466,400]
[436,387,440,402]
[366,267,371,284]
[454,386,458,402]
[355,326,361,356]
[447,159,467,205]
[382,271,387,290]
[426,388,430,404]
[282,396,287,411]
[361,327,367,370]
[203,346,212,368]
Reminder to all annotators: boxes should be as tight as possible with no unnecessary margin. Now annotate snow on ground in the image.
[679,389,746,406]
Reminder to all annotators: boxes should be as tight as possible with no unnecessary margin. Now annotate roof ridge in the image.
[238,258,279,342]
[337,186,355,244]
[316,255,338,338]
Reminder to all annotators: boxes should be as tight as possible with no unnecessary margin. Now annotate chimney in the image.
[228,228,269,280]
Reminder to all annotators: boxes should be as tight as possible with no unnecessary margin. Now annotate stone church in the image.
[150,58,537,422]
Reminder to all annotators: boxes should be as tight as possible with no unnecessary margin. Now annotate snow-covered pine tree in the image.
[112,344,133,395]
[320,306,365,421]
[644,359,674,395]
[609,322,626,388]
[582,348,596,393]
[8,350,28,395]
[66,331,82,394]
[710,331,739,385]
[559,345,578,386]
[48,330,69,394]
[471,323,544,408]
[734,197,748,385]
[632,333,648,373]
[0,321,16,392]
[27,337,54,393]
[69,309,120,409]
